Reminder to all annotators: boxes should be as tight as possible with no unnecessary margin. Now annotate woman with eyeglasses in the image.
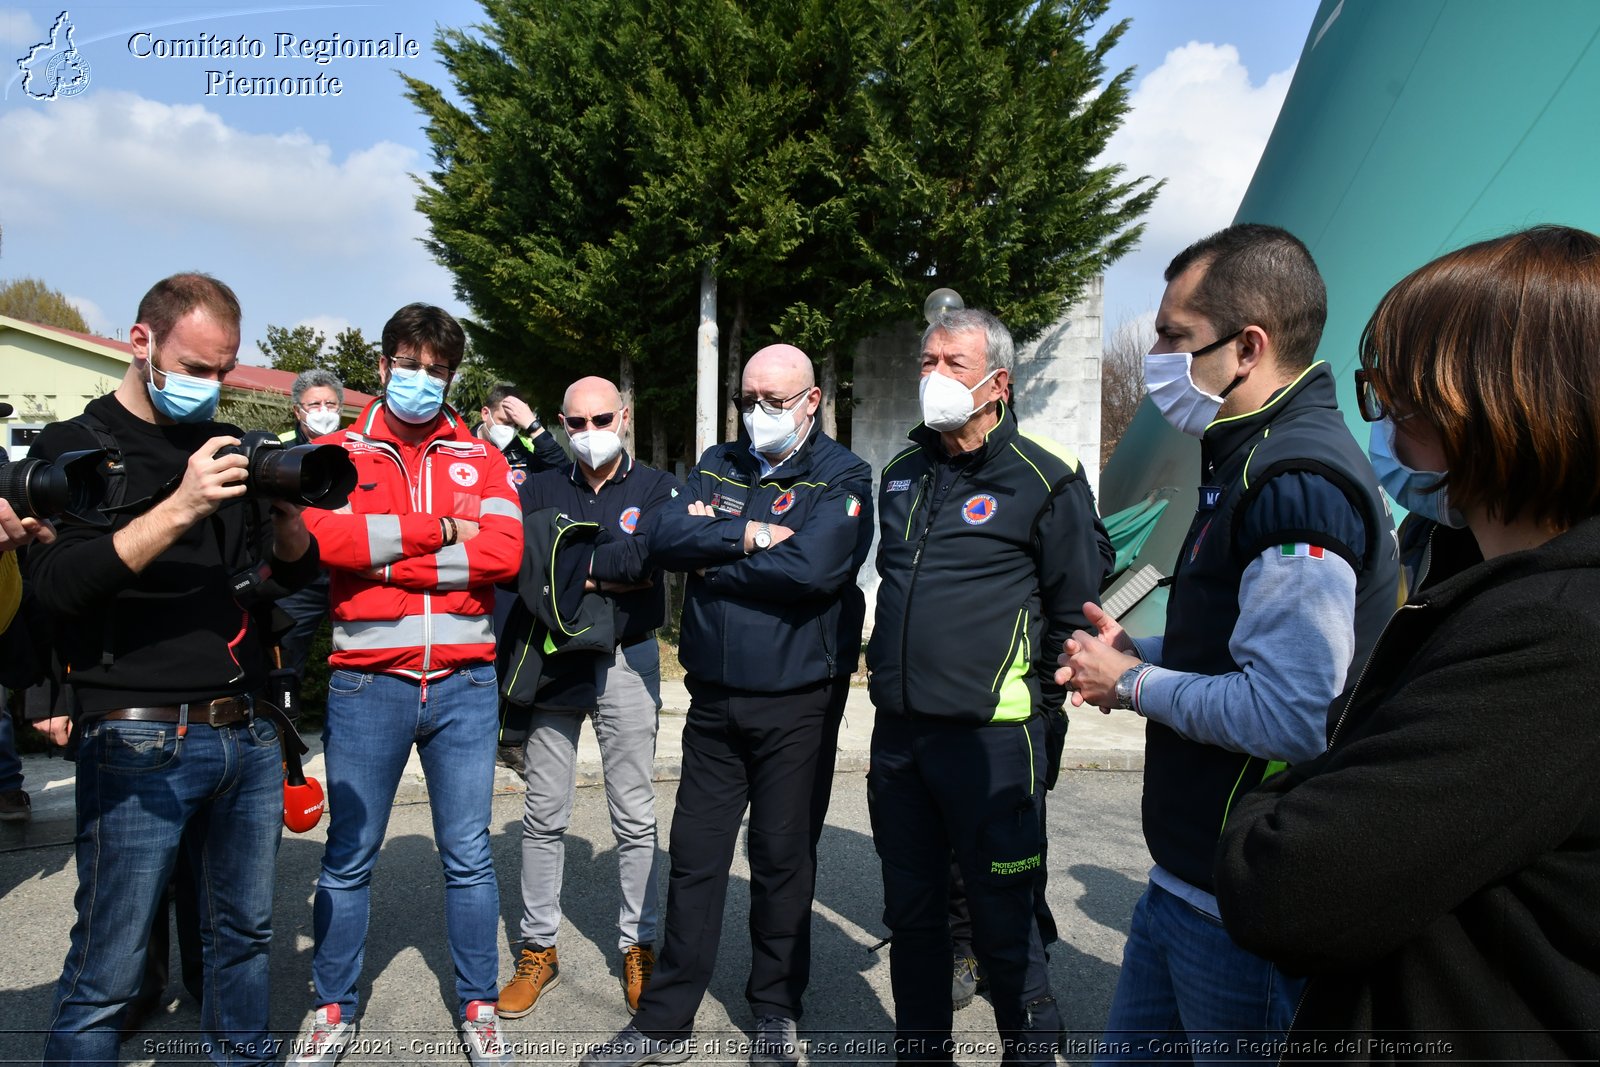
[1213,225,1600,1062]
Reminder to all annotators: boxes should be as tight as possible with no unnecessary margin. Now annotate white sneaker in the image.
[460,1000,515,1065]
[291,1004,353,1066]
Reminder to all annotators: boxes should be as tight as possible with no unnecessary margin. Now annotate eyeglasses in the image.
[387,355,453,384]
[298,401,340,414]
[1352,369,1417,424]
[561,411,618,432]
[733,387,810,417]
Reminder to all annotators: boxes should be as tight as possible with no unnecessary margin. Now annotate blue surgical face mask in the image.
[145,337,221,423]
[1368,418,1466,528]
[385,365,447,425]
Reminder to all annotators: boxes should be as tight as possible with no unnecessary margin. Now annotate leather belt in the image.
[100,696,253,728]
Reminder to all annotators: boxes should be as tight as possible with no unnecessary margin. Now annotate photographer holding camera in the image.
[27,273,320,1065]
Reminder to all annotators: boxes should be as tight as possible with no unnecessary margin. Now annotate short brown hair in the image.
[1166,224,1327,371]
[381,303,466,369]
[135,273,241,343]
[1359,224,1600,530]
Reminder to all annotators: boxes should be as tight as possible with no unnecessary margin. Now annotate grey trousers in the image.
[518,640,664,952]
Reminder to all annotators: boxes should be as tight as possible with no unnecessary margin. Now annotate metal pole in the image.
[695,261,718,457]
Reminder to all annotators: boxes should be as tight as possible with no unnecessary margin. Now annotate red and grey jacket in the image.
[302,399,524,679]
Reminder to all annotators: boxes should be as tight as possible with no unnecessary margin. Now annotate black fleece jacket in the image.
[1214,518,1600,1063]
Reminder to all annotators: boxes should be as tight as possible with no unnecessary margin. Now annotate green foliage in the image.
[0,277,91,333]
[258,323,383,398]
[217,389,294,436]
[407,0,1158,467]
[449,345,520,422]
[327,328,383,397]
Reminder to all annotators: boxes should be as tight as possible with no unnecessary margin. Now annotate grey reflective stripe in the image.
[479,496,521,521]
[366,515,404,564]
[333,612,493,651]
[434,544,472,591]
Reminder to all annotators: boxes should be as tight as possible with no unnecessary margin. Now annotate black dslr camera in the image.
[218,431,357,510]
[0,449,110,526]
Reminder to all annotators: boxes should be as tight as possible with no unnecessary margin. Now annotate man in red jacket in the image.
[291,304,523,1067]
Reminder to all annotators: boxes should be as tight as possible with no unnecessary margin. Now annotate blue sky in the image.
[0,0,1318,363]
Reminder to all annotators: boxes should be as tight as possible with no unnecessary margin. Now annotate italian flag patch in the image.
[1281,543,1325,559]
[845,494,862,517]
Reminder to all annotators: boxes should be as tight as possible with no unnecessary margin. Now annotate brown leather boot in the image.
[620,944,655,1014]
[497,945,559,1018]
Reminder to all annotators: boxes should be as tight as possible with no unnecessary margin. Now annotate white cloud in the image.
[0,90,424,259]
[1099,42,1295,322]
[64,291,112,335]
[0,8,43,49]
[297,314,353,340]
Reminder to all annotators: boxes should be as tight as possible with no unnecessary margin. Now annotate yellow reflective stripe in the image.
[1242,428,1271,490]
[1017,431,1082,474]
[991,608,1033,723]
[1204,361,1325,433]
[701,471,750,489]
[1009,443,1053,491]
[881,446,921,476]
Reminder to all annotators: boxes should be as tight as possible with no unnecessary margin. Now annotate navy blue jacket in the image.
[518,453,680,644]
[650,427,873,692]
[869,405,1112,723]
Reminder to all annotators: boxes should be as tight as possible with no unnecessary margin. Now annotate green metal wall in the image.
[1100,0,1600,636]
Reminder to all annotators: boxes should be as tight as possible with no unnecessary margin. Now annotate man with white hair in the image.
[868,308,1112,1066]
[581,343,873,1067]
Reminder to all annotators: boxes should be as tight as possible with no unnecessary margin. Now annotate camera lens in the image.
[0,450,107,522]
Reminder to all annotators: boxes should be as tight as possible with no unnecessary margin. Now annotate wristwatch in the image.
[753,522,773,550]
[1114,663,1151,713]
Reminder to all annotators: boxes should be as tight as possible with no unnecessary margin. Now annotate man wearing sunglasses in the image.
[581,344,872,1067]
[293,303,523,1066]
[497,375,680,1020]
[478,383,568,486]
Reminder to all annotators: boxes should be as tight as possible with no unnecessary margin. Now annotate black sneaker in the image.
[578,1025,691,1067]
[750,1016,799,1067]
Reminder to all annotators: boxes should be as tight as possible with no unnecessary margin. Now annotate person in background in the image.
[0,469,54,822]
[276,368,345,682]
[1214,224,1600,1063]
[480,383,568,488]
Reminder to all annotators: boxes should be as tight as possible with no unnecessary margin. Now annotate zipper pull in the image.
[420,674,429,705]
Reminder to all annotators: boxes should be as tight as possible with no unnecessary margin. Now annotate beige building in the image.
[0,315,373,457]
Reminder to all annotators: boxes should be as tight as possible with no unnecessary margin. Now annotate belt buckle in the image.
[206,699,240,727]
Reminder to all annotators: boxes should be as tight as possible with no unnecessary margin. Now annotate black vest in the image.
[1144,362,1399,892]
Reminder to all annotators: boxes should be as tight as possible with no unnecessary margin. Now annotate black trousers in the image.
[870,714,1061,1067]
[952,707,1066,955]
[634,677,833,1039]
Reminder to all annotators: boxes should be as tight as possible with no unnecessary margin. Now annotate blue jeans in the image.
[1096,882,1305,1064]
[275,571,330,681]
[0,703,22,793]
[45,712,284,1066]
[312,665,501,1019]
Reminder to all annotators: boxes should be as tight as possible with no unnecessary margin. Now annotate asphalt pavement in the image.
[0,685,1151,1066]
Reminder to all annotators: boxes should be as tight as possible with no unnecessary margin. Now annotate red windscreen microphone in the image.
[283,742,325,833]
